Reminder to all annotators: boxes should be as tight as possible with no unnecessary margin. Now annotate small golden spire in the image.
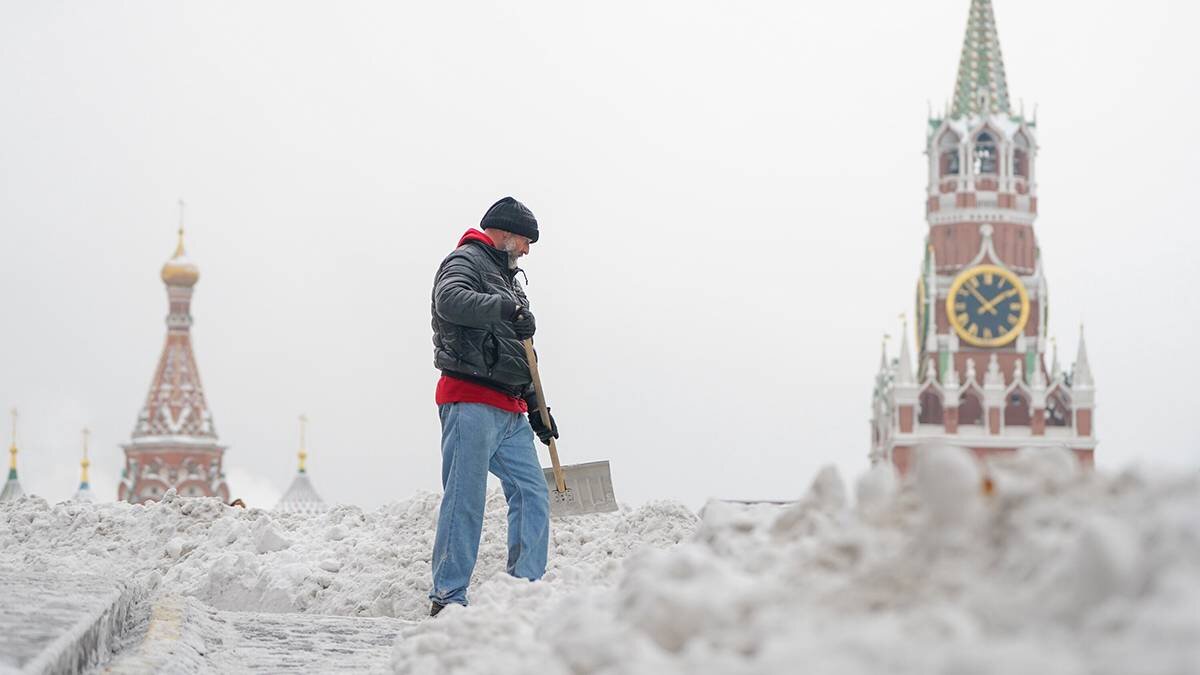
[80,428,91,485]
[8,408,17,471]
[174,199,187,258]
[298,414,309,473]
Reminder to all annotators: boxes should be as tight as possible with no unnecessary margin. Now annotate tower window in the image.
[958,390,985,426]
[973,132,998,175]
[1013,132,1031,179]
[941,151,960,176]
[918,388,944,425]
[1005,390,1031,427]
[938,131,960,177]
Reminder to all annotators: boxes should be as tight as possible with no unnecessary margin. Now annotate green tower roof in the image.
[951,0,1012,118]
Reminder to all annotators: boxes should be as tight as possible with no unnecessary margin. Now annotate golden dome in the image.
[161,228,200,287]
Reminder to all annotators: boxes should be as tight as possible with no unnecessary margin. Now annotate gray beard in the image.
[501,240,521,268]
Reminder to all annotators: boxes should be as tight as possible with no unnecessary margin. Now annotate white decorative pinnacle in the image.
[1012,358,1024,384]
[1073,324,1094,389]
[942,355,960,388]
[984,354,1004,388]
[896,318,916,386]
[964,356,978,385]
[1050,338,1062,382]
[1031,358,1047,390]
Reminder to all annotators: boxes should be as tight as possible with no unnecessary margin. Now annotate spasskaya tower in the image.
[870,0,1096,474]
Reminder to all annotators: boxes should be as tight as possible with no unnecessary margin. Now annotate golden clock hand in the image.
[963,283,998,315]
[979,287,1020,315]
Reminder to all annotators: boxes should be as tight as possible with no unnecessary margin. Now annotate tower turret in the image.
[1,409,26,502]
[74,428,94,503]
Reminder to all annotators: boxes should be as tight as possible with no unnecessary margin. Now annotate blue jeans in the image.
[430,402,550,606]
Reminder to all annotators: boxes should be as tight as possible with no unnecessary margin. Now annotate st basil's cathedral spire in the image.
[119,205,230,503]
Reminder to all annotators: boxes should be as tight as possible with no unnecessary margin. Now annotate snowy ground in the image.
[1,446,1197,674]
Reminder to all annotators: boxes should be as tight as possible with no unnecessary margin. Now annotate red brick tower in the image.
[870,0,1096,475]
[118,220,230,502]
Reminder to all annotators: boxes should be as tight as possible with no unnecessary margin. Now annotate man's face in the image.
[500,233,531,266]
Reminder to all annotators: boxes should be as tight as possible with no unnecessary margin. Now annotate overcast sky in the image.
[2,0,1198,510]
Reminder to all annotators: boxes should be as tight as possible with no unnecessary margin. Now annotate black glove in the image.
[525,397,559,445]
[511,307,536,340]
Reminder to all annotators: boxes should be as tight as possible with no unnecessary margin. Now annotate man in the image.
[428,196,559,617]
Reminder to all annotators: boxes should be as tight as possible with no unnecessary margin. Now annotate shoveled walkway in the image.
[101,596,409,674]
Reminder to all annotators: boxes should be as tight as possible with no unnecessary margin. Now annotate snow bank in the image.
[2,448,1198,675]
[0,487,697,623]
[391,449,1200,675]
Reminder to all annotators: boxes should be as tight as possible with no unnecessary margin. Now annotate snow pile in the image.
[390,448,1200,675]
[0,489,697,621]
[2,447,1198,675]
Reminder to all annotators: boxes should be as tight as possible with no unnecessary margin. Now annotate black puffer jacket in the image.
[431,230,533,397]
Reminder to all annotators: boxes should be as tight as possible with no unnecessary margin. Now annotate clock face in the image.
[946,264,1031,348]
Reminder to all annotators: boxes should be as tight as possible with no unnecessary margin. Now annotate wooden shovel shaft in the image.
[522,338,567,493]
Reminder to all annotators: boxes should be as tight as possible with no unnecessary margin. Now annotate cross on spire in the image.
[298,414,309,473]
[175,199,187,257]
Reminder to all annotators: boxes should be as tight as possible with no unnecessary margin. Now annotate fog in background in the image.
[2,1,1198,509]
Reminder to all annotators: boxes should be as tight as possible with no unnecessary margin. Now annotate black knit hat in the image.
[480,196,539,243]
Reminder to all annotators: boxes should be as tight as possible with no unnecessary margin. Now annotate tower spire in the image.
[75,428,94,502]
[1073,323,1094,388]
[121,210,227,504]
[1,408,25,501]
[175,198,187,257]
[951,0,1012,118]
[298,414,308,474]
[896,315,915,385]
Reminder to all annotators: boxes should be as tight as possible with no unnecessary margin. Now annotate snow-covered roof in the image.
[1,473,25,502]
[275,472,327,514]
[73,483,95,503]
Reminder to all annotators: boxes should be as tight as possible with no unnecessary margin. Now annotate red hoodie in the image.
[434,229,529,414]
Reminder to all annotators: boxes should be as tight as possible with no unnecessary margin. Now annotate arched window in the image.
[959,389,985,426]
[1013,132,1030,179]
[918,388,944,425]
[939,132,960,177]
[973,131,998,175]
[1046,390,1072,427]
[1004,389,1031,427]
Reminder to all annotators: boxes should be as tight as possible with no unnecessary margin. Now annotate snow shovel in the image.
[523,338,618,516]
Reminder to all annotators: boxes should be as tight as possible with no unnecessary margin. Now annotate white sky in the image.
[2,0,1198,510]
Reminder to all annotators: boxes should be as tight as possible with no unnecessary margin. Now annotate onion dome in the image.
[161,227,200,287]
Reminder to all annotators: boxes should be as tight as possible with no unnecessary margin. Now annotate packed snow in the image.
[1,446,1197,674]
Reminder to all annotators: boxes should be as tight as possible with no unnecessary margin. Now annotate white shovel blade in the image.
[542,460,618,516]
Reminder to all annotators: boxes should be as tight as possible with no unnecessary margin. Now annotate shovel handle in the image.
[523,338,567,493]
